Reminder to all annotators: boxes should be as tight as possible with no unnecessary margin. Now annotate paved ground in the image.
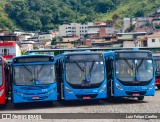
[0,89,160,122]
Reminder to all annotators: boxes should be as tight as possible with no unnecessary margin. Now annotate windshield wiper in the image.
[23,65,32,75]
[74,61,84,72]
[134,59,144,81]
[123,58,133,70]
[23,65,37,84]
[135,59,144,76]
[123,58,139,82]
[37,65,45,79]
[89,60,95,77]
[136,59,144,69]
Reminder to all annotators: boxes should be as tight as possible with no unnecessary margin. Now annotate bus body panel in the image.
[56,52,108,101]
[63,80,107,100]
[104,50,155,99]
[0,84,6,104]
[11,54,58,104]
[156,77,160,87]
[12,83,57,103]
[0,57,8,105]
[113,78,155,97]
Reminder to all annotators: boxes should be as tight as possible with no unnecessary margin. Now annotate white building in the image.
[13,30,24,36]
[123,18,137,32]
[38,33,53,41]
[59,22,94,38]
[116,32,147,48]
[19,33,34,41]
[123,41,135,47]
[0,41,21,61]
[137,32,160,47]
[87,25,118,36]
[38,33,53,45]
[21,44,33,51]
[147,37,160,47]
[145,33,160,47]
[123,17,152,32]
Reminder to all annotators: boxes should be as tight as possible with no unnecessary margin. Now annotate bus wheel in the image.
[137,96,144,100]
[157,86,160,89]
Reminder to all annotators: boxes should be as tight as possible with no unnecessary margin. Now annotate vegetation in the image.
[51,36,63,45]
[154,23,160,29]
[126,24,135,32]
[101,0,160,20]
[0,0,16,29]
[0,0,160,31]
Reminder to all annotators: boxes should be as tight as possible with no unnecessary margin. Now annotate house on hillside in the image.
[59,22,93,39]
[0,41,21,61]
[0,29,10,36]
[123,17,153,32]
[137,32,160,47]
[38,32,53,48]
[19,33,34,41]
[0,35,21,61]
[116,32,147,47]
[53,36,79,48]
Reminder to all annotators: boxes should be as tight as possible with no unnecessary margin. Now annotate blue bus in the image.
[55,52,107,101]
[11,54,57,103]
[105,50,155,100]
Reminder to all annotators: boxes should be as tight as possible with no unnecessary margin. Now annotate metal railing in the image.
[26,47,160,56]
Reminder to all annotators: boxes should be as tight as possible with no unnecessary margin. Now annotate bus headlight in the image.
[48,87,56,94]
[149,83,155,90]
[116,83,123,90]
[13,89,24,96]
[0,89,4,97]
[65,86,73,93]
[100,84,106,92]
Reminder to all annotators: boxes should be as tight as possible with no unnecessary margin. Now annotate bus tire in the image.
[157,86,160,89]
[138,96,144,100]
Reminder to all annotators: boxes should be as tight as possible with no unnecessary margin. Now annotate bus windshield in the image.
[116,59,153,82]
[13,64,55,85]
[66,60,104,86]
[0,65,2,86]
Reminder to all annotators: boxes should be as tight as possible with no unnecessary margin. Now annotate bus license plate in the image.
[83,96,91,99]
[32,96,40,100]
[133,93,140,96]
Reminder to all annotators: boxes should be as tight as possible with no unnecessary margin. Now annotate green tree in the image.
[134,9,144,17]
[112,14,120,20]
[154,23,160,29]
[51,36,63,45]
[3,0,160,31]
[126,24,135,32]
[95,0,115,13]
[41,14,53,26]
[51,37,57,45]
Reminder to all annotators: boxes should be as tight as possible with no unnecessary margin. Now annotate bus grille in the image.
[75,94,98,98]
[125,91,147,96]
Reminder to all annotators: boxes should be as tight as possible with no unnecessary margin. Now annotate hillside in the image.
[0,0,160,31]
[101,0,160,20]
[0,0,15,30]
